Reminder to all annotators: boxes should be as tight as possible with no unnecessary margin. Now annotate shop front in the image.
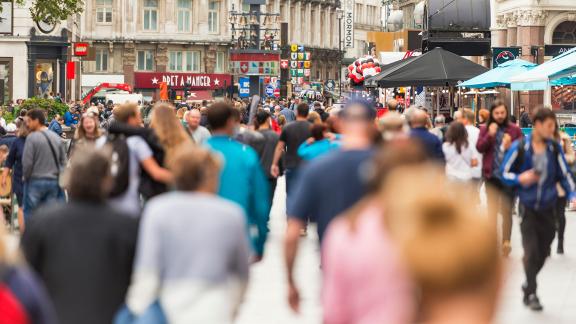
[26,30,69,99]
[134,72,232,102]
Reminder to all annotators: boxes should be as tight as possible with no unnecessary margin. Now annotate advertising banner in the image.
[343,0,355,48]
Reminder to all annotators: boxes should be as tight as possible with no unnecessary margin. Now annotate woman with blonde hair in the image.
[385,165,501,324]
[307,111,322,125]
[149,103,193,164]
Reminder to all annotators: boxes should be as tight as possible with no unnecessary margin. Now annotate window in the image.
[137,50,154,71]
[208,1,219,33]
[96,0,113,23]
[215,51,225,72]
[143,0,158,31]
[96,49,108,72]
[177,0,192,32]
[169,51,200,72]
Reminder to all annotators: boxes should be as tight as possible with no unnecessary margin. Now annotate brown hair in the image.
[150,103,193,164]
[445,122,468,154]
[113,103,139,123]
[75,112,102,141]
[462,108,475,124]
[65,146,113,202]
[307,111,322,125]
[383,165,499,295]
[169,146,221,192]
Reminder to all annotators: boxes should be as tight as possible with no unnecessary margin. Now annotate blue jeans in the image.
[114,302,167,324]
[23,178,64,222]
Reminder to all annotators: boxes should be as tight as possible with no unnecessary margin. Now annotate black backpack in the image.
[107,133,131,197]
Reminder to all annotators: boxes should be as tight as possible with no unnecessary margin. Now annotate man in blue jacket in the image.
[408,108,445,162]
[501,108,575,311]
[205,102,270,261]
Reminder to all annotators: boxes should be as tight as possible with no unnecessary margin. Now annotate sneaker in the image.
[502,241,512,257]
[526,294,543,311]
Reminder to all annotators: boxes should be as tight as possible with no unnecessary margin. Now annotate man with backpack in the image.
[22,109,67,220]
[501,108,575,311]
[96,103,172,216]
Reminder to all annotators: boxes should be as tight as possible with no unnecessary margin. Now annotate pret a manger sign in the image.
[343,0,354,48]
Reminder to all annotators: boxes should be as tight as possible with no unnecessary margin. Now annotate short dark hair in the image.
[532,107,556,124]
[27,108,46,125]
[255,110,271,128]
[207,102,234,130]
[310,124,327,141]
[296,103,309,117]
[19,109,28,117]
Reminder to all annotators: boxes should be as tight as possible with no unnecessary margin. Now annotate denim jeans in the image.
[23,178,64,222]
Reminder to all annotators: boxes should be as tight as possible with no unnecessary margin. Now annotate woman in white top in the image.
[442,122,478,181]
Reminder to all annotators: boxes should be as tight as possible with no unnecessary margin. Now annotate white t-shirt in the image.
[443,142,474,181]
[465,125,482,179]
[97,136,153,216]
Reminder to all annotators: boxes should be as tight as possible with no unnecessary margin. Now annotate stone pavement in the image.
[237,177,576,324]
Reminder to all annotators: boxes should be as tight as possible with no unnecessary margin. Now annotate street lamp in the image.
[336,8,344,99]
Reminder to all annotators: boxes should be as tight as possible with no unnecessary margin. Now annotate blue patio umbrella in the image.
[458,59,537,89]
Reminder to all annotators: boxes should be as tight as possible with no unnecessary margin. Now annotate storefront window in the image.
[0,59,11,105]
[35,61,55,98]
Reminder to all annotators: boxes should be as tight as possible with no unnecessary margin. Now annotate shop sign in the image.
[492,47,521,68]
[134,72,231,89]
[239,77,250,98]
[74,43,89,56]
[343,0,355,48]
[544,45,576,57]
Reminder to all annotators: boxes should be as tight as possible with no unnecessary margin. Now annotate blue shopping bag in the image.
[114,301,167,324]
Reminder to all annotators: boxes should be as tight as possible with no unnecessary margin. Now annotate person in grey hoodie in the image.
[22,109,66,221]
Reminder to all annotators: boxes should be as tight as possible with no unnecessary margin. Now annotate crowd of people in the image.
[0,94,573,324]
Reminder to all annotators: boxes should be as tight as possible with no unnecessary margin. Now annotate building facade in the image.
[491,0,576,110]
[0,0,73,103]
[80,0,232,100]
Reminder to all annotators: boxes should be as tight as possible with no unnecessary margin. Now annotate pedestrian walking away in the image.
[121,146,250,324]
[205,102,270,261]
[501,108,576,311]
[271,103,311,207]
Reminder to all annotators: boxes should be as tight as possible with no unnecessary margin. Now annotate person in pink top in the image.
[321,140,428,324]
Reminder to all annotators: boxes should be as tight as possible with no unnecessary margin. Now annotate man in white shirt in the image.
[185,109,211,145]
[456,108,482,180]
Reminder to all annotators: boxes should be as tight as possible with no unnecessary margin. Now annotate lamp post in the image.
[336,8,344,99]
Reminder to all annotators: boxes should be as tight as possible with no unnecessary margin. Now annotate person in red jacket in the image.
[476,99,523,256]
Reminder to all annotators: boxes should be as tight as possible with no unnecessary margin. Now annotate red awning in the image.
[186,91,213,102]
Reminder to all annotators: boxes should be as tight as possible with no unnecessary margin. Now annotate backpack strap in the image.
[39,131,61,177]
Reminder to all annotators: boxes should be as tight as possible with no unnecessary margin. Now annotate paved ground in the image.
[237,177,576,324]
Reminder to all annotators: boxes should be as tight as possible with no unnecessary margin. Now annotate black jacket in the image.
[108,122,167,199]
[21,201,139,324]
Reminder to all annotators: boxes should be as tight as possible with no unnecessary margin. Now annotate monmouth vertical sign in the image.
[343,0,354,48]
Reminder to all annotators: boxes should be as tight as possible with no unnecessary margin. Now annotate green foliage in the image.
[7,0,85,25]
[17,98,68,122]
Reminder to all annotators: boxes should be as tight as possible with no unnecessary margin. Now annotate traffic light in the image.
[184,82,191,99]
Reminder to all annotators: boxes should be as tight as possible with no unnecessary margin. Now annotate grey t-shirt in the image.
[190,126,211,145]
[97,136,152,216]
[23,129,67,180]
